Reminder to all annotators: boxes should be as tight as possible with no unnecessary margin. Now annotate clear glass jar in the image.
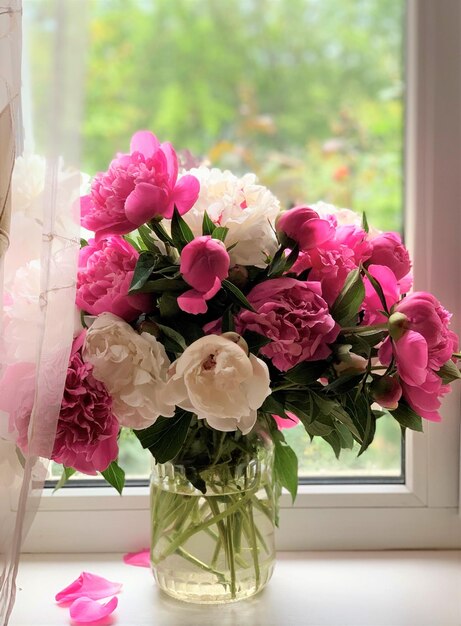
[150,436,276,604]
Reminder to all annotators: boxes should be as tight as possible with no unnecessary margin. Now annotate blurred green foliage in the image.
[80,0,404,230]
[59,0,402,232]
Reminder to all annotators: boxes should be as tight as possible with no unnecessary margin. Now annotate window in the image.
[37,0,405,484]
[22,0,461,552]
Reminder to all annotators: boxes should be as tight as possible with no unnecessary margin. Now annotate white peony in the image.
[175,167,280,267]
[165,334,271,434]
[312,201,381,238]
[83,313,175,429]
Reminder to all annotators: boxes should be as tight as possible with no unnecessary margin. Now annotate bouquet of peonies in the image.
[49,129,459,499]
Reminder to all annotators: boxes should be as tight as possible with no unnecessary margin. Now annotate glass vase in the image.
[150,436,276,604]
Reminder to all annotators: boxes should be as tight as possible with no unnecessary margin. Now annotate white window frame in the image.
[20,0,461,553]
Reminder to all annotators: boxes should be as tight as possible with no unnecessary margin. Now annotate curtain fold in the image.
[0,1,21,258]
[0,2,87,623]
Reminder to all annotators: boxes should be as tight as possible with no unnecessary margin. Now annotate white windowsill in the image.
[11,551,461,626]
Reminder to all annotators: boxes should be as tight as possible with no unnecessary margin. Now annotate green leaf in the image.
[283,244,300,273]
[331,268,365,326]
[361,211,369,234]
[348,329,388,348]
[155,265,181,276]
[80,238,88,248]
[273,436,298,502]
[304,418,335,437]
[222,279,255,312]
[285,361,329,385]
[243,330,271,354]
[150,219,174,246]
[53,466,76,492]
[284,390,314,417]
[184,466,207,494]
[260,393,288,419]
[329,403,362,439]
[344,393,376,452]
[158,293,180,317]
[128,252,158,293]
[202,211,216,236]
[138,224,163,254]
[437,359,461,384]
[357,402,376,455]
[211,226,229,242]
[322,431,341,459]
[285,400,313,425]
[171,206,194,250]
[135,410,193,463]
[101,461,125,495]
[157,322,187,353]
[390,402,424,432]
[222,307,235,333]
[123,234,143,252]
[310,391,337,413]
[138,278,185,292]
[362,266,389,315]
[335,422,355,449]
[267,247,287,278]
[322,372,364,394]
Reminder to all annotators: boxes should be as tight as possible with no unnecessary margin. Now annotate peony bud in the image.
[178,236,230,315]
[228,265,249,290]
[370,375,402,410]
[221,331,249,355]
[276,205,334,251]
[137,320,161,338]
[388,311,408,340]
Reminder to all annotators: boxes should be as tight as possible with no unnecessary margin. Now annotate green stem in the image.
[175,546,227,584]
[245,501,261,587]
[210,432,227,468]
[225,510,237,598]
[271,382,296,393]
[210,536,222,569]
[340,323,388,334]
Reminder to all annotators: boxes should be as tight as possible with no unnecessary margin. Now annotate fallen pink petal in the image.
[55,572,122,604]
[69,596,118,624]
[123,549,150,568]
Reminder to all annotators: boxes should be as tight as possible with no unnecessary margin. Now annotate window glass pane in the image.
[42,0,404,483]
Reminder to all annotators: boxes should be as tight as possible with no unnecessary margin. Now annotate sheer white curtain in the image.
[0,2,87,623]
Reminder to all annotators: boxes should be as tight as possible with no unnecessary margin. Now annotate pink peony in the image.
[178,236,230,315]
[379,292,458,421]
[362,264,400,325]
[81,130,200,237]
[367,232,412,291]
[76,236,151,321]
[237,278,339,371]
[335,225,372,265]
[276,205,334,251]
[292,241,356,306]
[52,333,119,474]
[290,224,370,307]
[395,292,456,371]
